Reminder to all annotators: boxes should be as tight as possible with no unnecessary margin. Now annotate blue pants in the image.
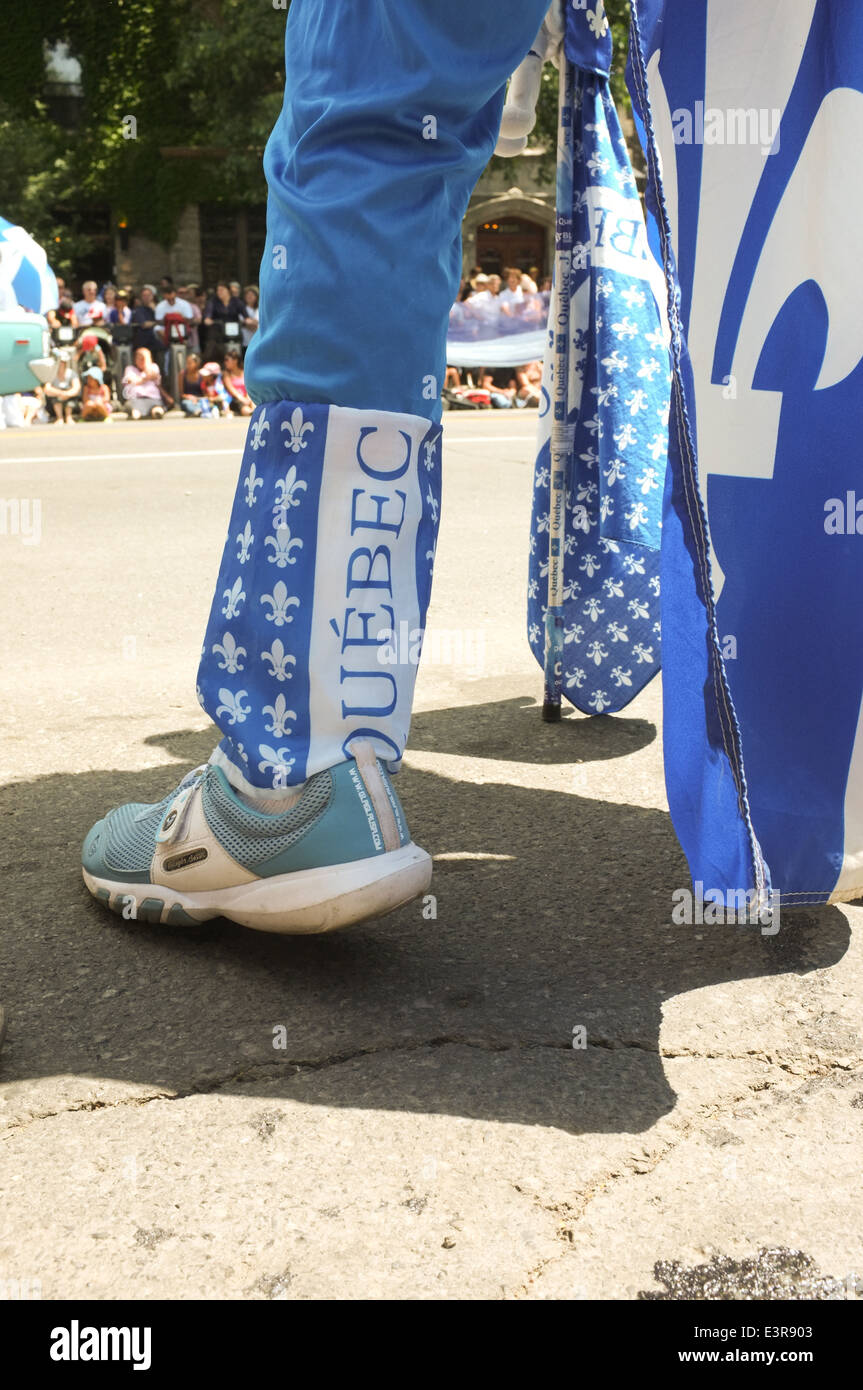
[198,0,548,795]
[245,0,550,419]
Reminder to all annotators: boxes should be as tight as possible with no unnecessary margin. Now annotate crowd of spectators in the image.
[8,264,546,423]
[445,265,551,409]
[12,274,261,426]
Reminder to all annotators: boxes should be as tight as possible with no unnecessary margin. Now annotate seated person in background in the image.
[514,360,543,407]
[180,353,219,418]
[0,395,27,427]
[44,351,81,423]
[221,347,254,415]
[479,368,516,408]
[199,361,232,418]
[444,365,462,389]
[17,392,44,426]
[80,367,112,421]
[121,347,168,419]
[76,333,107,378]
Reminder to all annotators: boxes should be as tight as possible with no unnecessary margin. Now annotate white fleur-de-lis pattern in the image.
[281,406,314,453]
[199,403,319,788]
[264,524,303,568]
[212,631,246,674]
[198,401,442,791]
[263,693,298,738]
[527,56,671,717]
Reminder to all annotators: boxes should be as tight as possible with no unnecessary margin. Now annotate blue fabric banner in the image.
[629,0,863,906]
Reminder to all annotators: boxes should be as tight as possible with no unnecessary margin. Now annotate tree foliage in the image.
[0,1,636,275]
[0,1,286,270]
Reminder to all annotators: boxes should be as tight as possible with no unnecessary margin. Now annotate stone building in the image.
[462,150,555,282]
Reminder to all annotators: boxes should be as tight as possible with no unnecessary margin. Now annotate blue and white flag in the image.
[527,3,671,715]
[629,0,863,906]
[0,216,59,315]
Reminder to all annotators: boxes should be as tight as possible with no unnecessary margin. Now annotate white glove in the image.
[494,1,565,157]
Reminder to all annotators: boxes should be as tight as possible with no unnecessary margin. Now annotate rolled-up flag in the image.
[528,2,671,717]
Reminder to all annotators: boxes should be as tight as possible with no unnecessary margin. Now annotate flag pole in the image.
[542,52,574,722]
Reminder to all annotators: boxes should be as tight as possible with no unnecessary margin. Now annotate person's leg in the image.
[245,0,548,416]
[201,0,549,798]
[83,0,549,933]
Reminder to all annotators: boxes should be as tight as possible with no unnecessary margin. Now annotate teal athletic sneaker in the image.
[82,744,432,934]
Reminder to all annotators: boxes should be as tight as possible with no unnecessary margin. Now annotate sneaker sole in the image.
[82,842,433,935]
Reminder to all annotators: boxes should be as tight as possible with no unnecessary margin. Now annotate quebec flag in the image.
[628,0,863,906]
[528,2,672,715]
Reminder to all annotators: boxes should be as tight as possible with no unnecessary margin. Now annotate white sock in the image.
[235,785,304,814]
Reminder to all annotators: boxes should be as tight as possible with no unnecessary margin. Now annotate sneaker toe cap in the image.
[82,818,109,876]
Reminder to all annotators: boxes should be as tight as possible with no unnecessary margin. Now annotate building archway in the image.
[475,215,546,278]
[463,191,554,281]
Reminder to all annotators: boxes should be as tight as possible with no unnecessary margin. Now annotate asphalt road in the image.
[0,411,861,1300]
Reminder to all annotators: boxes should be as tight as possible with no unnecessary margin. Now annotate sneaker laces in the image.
[134,764,208,843]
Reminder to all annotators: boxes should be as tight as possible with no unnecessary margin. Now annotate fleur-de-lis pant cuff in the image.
[198,402,442,795]
[195,0,550,796]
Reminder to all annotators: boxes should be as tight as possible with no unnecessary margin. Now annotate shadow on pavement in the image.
[409,693,657,765]
[0,700,849,1136]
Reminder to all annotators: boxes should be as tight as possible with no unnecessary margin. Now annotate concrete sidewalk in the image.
[1,413,861,1299]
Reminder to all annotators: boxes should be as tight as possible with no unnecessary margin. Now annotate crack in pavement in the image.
[504,1049,863,1299]
[2,1033,861,1139]
[505,1074,786,1299]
